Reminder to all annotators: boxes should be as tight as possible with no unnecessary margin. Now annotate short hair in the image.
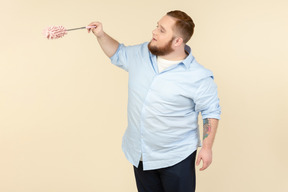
[166,10,195,43]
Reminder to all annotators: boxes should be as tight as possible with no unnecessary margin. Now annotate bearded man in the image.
[88,10,221,192]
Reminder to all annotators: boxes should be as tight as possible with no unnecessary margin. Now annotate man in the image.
[88,10,221,192]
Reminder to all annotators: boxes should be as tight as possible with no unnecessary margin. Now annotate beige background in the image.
[1,0,287,191]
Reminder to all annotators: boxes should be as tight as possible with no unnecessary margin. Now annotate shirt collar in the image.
[182,44,194,69]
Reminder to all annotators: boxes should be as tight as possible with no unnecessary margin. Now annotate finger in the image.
[200,159,212,171]
[87,26,94,33]
[196,155,201,166]
[87,24,92,33]
[88,22,100,27]
[200,161,208,171]
[90,26,97,33]
[87,23,96,29]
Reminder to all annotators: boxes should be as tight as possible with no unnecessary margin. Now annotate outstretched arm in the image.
[87,22,119,58]
[196,118,219,171]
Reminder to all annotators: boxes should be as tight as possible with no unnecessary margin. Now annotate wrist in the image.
[201,143,213,150]
[96,31,106,39]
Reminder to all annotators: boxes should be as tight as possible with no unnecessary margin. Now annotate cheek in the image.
[157,36,167,44]
[159,34,172,43]
[158,35,168,41]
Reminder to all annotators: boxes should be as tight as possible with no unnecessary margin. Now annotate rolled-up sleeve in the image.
[110,44,129,71]
[194,77,221,120]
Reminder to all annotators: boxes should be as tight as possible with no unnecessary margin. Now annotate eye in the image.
[155,25,165,33]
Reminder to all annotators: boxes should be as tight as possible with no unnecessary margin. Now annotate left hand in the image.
[196,148,213,171]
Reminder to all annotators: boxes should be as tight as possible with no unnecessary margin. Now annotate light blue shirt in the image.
[110,42,221,170]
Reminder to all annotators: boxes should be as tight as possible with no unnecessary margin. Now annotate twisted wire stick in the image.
[66,27,87,31]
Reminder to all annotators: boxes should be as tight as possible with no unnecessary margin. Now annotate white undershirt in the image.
[157,57,184,73]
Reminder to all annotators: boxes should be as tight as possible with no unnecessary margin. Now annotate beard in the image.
[148,37,175,56]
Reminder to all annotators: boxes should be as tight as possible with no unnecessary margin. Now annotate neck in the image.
[160,46,188,61]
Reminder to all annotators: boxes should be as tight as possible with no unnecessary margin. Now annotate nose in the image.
[152,28,157,36]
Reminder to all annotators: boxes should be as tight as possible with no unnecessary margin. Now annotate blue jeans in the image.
[133,151,197,192]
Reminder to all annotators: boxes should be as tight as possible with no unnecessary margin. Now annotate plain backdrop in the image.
[1,0,288,191]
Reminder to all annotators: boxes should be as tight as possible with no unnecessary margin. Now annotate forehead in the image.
[158,15,176,31]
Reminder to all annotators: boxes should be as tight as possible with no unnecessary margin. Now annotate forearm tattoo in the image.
[203,118,211,140]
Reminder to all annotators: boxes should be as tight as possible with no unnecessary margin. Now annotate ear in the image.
[174,37,184,47]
